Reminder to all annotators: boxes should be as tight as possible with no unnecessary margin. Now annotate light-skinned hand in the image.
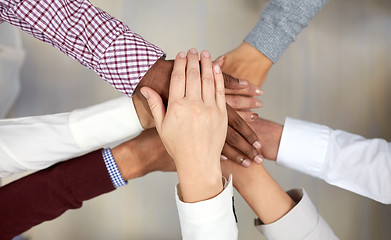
[140,49,227,203]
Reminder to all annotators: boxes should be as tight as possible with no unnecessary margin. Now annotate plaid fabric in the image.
[0,0,164,97]
[102,148,127,188]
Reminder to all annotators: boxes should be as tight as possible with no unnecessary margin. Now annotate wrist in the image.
[248,118,283,161]
[111,140,144,181]
[133,58,174,128]
[132,93,154,129]
[176,158,223,203]
[136,58,173,103]
[222,42,273,86]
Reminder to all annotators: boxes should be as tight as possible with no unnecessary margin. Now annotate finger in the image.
[213,55,225,67]
[236,111,259,122]
[227,104,263,152]
[186,48,201,99]
[200,50,215,104]
[225,84,263,96]
[225,95,262,110]
[213,64,226,110]
[140,87,166,133]
[226,125,263,164]
[169,52,187,101]
[223,72,248,90]
[221,144,251,168]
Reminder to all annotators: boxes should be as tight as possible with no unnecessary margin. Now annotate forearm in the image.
[0,150,115,240]
[277,117,391,204]
[0,129,171,239]
[245,0,329,63]
[0,0,164,97]
[0,97,143,177]
[233,165,295,224]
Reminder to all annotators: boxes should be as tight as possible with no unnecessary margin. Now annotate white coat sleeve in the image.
[175,175,238,240]
[0,96,143,177]
[256,188,338,240]
[277,117,391,204]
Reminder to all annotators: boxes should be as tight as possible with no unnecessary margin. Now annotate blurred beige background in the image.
[2,0,391,239]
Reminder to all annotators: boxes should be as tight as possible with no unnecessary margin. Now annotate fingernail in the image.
[255,88,264,95]
[216,55,225,63]
[214,65,221,74]
[250,113,259,121]
[239,79,248,86]
[220,155,228,161]
[253,141,262,150]
[254,155,264,164]
[140,88,149,100]
[178,52,186,58]
[241,159,251,167]
[255,100,263,108]
[202,50,210,58]
[190,48,198,54]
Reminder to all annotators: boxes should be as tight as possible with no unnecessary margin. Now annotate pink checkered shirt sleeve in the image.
[0,0,165,97]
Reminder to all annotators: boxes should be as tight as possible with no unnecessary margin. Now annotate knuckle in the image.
[245,148,257,158]
[202,75,214,84]
[223,73,232,85]
[230,115,243,129]
[226,131,240,145]
[234,154,244,163]
[171,72,183,81]
[216,89,225,96]
[187,68,200,78]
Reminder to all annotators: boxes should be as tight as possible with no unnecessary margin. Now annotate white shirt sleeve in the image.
[256,188,338,240]
[175,175,238,240]
[0,96,143,177]
[277,117,391,204]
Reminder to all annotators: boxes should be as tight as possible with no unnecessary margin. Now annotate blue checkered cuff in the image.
[102,148,127,188]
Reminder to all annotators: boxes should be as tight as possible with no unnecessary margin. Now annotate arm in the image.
[277,118,391,204]
[0,128,175,240]
[142,49,237,239]
[241,114,391,204]
[0,96,145,177]
[221,160,338,240]
[0,0,262,167]
[217,0,329,86]
[0,0,164,97]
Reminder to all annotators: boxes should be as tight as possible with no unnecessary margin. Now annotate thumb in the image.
[140,87,166,131]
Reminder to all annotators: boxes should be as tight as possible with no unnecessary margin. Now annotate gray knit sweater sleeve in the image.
[244,0,329,63]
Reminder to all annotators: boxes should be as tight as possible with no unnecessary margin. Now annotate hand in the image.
[221,159,295,224]
[135,54,263,167]
[140,49,227,203]
[111,128,176,181]
[236,111,283,161]
[215,41,273,87]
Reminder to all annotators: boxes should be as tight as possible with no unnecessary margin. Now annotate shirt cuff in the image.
[69,96,144,152]
[175,175,238,240]
[276,117,330,178]
[255,189,317,239]
[102,148,127,188]
[256,188,337,240]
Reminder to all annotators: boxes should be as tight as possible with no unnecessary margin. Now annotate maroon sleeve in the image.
[0,150,115,240]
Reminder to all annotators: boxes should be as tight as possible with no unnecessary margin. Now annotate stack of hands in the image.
[113,46,293,226]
